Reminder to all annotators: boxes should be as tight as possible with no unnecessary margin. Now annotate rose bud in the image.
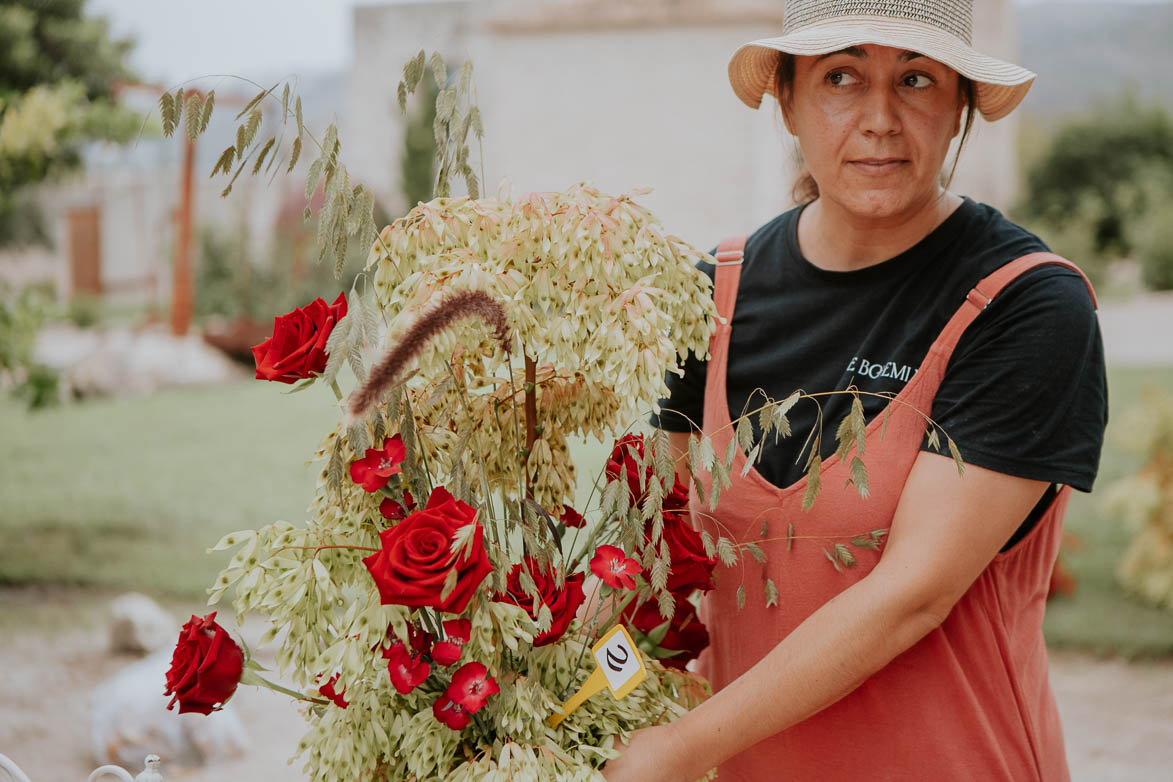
[163,612,245,715]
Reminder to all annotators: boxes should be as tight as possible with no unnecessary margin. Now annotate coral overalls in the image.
[692,236,1096,781]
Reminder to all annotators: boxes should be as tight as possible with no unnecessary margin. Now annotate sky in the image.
[89,0,1170,87]
[88,0,364,86]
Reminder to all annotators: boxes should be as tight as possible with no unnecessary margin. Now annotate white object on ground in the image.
[89,651,248,770]
[108,594,176,655]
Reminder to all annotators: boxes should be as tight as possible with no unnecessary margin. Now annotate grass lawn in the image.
[2,367,1172,656]
[0,380,338,596]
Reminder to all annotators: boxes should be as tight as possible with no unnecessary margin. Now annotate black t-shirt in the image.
[650,197,1107,549]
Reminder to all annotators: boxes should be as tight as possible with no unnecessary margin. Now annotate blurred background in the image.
[1,0,1171,780]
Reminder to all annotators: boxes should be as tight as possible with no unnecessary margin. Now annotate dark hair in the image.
[772,52,978,205]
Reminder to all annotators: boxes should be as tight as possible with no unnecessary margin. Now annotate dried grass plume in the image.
[345,289,511,424]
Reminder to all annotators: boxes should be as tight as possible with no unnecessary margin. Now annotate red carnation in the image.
[431,618,472,666]
[362,486,493,614]
[446,661,499,713]
[623,598,710,671]
[380,490,416,521]
[432,693,471,730]
[163,612,244,715]
[251,292,347,384]
[495,557,585,647]
[383,641,431,694]
[350,435,406,493]
[590,545,642,591]
[317,674,349,708]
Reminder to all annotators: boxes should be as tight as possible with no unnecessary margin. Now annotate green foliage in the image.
[400,78,438,210]
[195,221,365,324]
[1017,96,1173,288]
[1134,199,1173,292]
[66,291,101,327]
[1102,389,1173,611]
[0,281,58,409]
[0,0,140,247]
[1042,366,1173,657]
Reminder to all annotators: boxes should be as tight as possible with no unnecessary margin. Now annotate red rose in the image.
[606,433,655,505]
[664,474,690,515]
[362,485,494,614]
[559,505,585,528]
[251,292,347,384]
[163,612,244,715]
[606,433,689,512]
[590,545,642,591]
[495,557,585,647]
[623,598,709,671]
[652,513,717,596]
[351,435,406,493]
[406,622,434,657]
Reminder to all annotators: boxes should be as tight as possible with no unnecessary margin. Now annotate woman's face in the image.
[783,44,966,220]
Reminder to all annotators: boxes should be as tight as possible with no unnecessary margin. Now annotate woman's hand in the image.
[601,723,696,782]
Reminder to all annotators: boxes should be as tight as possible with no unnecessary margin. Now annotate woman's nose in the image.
[858,85,901,136]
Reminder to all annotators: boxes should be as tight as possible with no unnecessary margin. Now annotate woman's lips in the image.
[848,158,908,176]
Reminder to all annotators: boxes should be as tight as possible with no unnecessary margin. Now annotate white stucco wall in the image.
[345,0,475,215]
[468,22,794,250]
[348,0,1022,251]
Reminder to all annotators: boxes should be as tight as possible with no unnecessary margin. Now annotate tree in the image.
[0,0,140,247]
[1018,95,1173,259]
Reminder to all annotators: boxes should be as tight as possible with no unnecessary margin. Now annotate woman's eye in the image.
[902,73,935,89]
[826,71,860,87]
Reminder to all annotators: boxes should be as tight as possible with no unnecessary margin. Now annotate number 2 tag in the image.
[548,624,647,728]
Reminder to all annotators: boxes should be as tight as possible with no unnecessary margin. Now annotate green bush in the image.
[1135,202,1173,291]
[195,221,366,325]
[1019,96,1173,260]
[66,292,102,327]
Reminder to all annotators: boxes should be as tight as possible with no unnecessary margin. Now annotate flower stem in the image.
[330,379,344,401]
[239,669,330,705]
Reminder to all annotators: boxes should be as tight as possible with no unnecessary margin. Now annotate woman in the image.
[602,3,1106,781]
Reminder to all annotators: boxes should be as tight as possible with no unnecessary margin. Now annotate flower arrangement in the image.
[175,183,726,782]
[159,51,965,782]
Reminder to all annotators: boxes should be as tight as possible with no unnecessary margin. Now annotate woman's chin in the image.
[828,186,933,222]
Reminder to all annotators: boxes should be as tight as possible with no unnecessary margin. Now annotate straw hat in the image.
[729,0,1035,121]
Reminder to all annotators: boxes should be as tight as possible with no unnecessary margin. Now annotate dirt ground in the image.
[1,588,1171,782]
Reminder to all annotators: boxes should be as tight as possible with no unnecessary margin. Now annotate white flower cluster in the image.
[368,183,716,508]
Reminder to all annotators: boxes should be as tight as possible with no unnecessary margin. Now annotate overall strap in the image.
[929,252,1098,363]
[713,235,749,325]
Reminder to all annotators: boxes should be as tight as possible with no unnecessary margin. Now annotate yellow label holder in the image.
[549,624,647,728]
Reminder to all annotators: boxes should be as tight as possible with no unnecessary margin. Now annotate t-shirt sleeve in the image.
[649,256,717,433]
[924,267,1107,492]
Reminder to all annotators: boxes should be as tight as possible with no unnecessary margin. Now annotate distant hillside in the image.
[1018,2,1173,121]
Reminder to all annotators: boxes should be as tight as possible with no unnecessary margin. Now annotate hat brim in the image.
[729,16,1035,122]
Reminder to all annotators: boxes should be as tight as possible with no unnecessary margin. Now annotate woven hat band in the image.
[782,0,973,45]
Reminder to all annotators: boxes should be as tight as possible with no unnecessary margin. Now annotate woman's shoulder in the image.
[953,198,1095,304]
[698,206,805,281]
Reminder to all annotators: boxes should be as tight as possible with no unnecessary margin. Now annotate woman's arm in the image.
[603,451,1049,782]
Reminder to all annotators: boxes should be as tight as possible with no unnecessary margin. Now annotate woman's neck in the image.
[796,189,963,272]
